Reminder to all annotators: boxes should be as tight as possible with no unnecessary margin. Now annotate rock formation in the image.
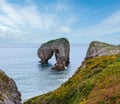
[85,41,120,60]
[37,38,70,70]
[24,41,120,104]
[0,70,21,104]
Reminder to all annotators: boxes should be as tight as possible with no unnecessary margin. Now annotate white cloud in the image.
[46,0,71,13]
[84,10,120,36]
[54,0,71,12]
[59,26,71,34]
[2,0,120,43]
[0,0,73,42]
[0,27,5,38]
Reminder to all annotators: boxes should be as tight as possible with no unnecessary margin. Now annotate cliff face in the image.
[85,41,120,60]
[0,70,21,104]
[24,41,120,104]
[37,38,70,70]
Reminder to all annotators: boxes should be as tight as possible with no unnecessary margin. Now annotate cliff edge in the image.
[85,41,120,60]
[24,41,120,104]
[0,70,21,104]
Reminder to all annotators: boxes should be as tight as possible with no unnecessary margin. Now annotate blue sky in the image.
[0,0,120,43]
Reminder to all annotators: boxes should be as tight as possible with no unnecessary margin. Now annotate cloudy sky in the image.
[0,0,120,43]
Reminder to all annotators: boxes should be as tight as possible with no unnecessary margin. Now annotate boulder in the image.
[0,70,21,104]
[37,38,70,70]
[85,41,120,60]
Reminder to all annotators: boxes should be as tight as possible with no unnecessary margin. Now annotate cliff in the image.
[0,70,21,104]
[24,41,120,104]
[37,38,70,70]
[85,41,120,60]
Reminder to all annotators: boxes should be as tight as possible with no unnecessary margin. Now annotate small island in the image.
[37,38,70,70]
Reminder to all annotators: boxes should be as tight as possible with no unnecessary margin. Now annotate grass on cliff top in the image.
[86,41,120,57]
[89,41,116,47]
[0,71,9,82]
[42,38,69,45]
[87,41,117,51]
[24,53,120,104]
[0,71,10,101]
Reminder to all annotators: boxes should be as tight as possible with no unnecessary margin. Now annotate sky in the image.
[0,0,120,44]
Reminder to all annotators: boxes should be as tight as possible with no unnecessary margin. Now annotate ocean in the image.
[0,43,88,101]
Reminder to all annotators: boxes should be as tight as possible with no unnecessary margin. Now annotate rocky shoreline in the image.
[1,40,120,104]
[0,70,21,104]
[24,41,120,104]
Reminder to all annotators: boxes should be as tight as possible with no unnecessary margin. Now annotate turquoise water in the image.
[0,43,88,101]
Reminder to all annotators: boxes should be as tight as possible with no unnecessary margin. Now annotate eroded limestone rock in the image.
[24,41,120,104]
[85,41,120,60]
[0,70,21,104]
[37,38,70,70]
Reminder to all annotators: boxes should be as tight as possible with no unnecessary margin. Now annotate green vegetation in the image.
[88,41,116,49]
[0,71,9,82]
[87,41,117,54]
[0,93,3,101]
[0,71,10,101]
[24,53,120,104]
[42,38,69,45]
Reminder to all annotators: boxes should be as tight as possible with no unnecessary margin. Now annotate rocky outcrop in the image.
[85,41,120,60]
[0,70,21,104]
[24,41,120,104]
[37,38,70,70]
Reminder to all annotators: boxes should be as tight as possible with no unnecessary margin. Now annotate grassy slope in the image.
[0,71,12,101]
[24,54,120,104]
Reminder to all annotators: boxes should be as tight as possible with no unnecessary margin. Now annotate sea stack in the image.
[0,70,21,104]
[37,38,70,70]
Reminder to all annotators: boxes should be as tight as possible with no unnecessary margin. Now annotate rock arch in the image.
[37,38,70,70]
